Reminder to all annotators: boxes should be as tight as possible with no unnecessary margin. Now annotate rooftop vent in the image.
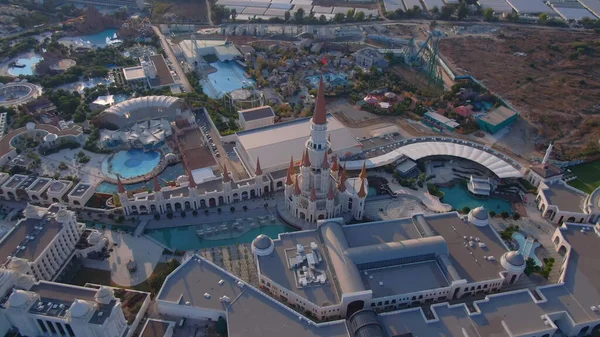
[218,279,225,285]
[185,301,191,306]
[237,281,245,288]
[220,296,230,302]
[204,293,211,299]
[591,306,598,312]
[487,256,496,261]
[98,312,103,317]
[379,282,384,286]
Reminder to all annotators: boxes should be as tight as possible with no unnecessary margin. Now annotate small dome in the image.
[70,300,90,318]
[252,234,273,250]
[165,153,177,162]
[25,122,36,130]
[24,204,38,218]
[56,209,69,222]
[8,290,30,308]
[87,231,102,245]
[504,251,525,267]
[44,133,57,142]
[176,175,189,184]
[471,206,489,220]
[9,258,27,271]
[49,181,65,191]
[15,274,34,290]
[95,286,114,304]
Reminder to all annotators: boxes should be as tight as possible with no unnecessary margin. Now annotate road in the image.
[152,25,193,93]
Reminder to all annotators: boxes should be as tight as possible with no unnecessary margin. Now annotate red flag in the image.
[322,57,327,65]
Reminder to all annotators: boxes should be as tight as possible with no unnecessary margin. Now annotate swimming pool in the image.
[8,55,43,76]
[306,72,348,87]
[101,149,161,180]
[439,184,512,214]
[145,222,297,251]
[204,61,255,98]
[96,163,185,193]
[64,29,118,48]
[513,232,542,267]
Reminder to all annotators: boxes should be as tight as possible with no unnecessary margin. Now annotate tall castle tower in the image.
[284,76,367,224]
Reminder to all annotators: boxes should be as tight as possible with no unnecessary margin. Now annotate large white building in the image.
[283,77,367,223]
[0,204,84,281]
[237,106,275,130]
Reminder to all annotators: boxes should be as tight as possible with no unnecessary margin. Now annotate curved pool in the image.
[102,149,161,180]
[513,232,542,267]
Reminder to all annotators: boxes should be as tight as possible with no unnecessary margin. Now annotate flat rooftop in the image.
[123,66,146,81]
[141,320,171,337]
[0,216,63,264]
[29,177,51,192]
[542,183,586,213]
[148,54,175,87]
[3,174,27,189]
[239,106,275,122]
[343,218,421,247]
[362,261,449,297]
[178,128,216,170]
[479,106,518,126]
[425,213,507,282]
[237,115,361,170]
[257,231,339,306]
[158,258,243,311]
[69,183,92,197]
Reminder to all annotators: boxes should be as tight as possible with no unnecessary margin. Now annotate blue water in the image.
[69,29,118,48]
[101,149,161,180]
[439,184,512,214]
[96,163,185,194]
[146,223,297,251]
[513,232,542,267]
[205,61,255,98]
[114,94,128,103]
[306,72,348,87]
[56,77,115,93]
[8,55,43,76]
[368,187,377,198]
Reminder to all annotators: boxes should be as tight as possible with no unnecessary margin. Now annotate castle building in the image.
[284,77,367,223]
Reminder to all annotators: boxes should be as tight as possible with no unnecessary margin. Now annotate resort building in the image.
[0,278,138,337]
[0,173,73,205]
[177,40,241,64]
[394,157,418,178]
[476,106,519,134]
[67,182,95,209]
[467,175,492,197]
[122,54,175,90]
[527,143,564,188]
[150,208,600,337]
[0,204,84,281]
[237,106,275,130]
[535,180,600,224]
[352,47,388,70]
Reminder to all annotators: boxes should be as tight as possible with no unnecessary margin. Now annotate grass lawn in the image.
[567,161,600,193]
[70,267,114,287]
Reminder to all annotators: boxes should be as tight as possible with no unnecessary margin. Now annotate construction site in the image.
[439,26,600,160]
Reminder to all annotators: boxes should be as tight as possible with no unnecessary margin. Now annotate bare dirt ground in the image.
[152,1,210,24]
[440,27,600,160]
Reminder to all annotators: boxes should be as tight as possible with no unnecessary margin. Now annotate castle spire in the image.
[222,164,231,183]
[312,75,327,125]
[357,178,367,198]
[302,148,311,167]
[331,156,339,172]
[285,156,294,185]
[359,161,367,179]
[294,174,301,195]
[153,176,161,192]
[310,182,317,202]
[321,151,330,169]
[327,182,335,200]
[255,156,263,176]
[117,175,126,193]
[338,164,347,192]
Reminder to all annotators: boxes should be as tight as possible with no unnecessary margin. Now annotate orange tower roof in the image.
[312,75,327,125]
[321,151,329,169]
[331,156,339,172]
[310,182,317,202]
[302,148,311,167]
[294,174,301,195]
[285,156,294,185]
[255,156,263,176]
[222,164,231,183]
[359,161,368,179]
[153,176,161,192]
[117,175,126,193]
[357,178,367,198]
[327,182,335,200]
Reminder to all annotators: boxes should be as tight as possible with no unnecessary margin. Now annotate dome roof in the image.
[95,286,114,304]
[15,274,34,289]
[49,181,65,191]
[252,234,273,250]
[8,290,30,308]
[56,209,69,222]
[24,204,38,218]
[471,206,489,220]
[26,122,36,130]
[504,251,525,267]
[87,231,102,245]
[9,258,27,271]
[44,133,57,142]
[165,153,177,161]
[176,175,189,184]
[70,300,90,318]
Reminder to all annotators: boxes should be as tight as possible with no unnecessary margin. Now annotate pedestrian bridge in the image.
[342,137,524,179]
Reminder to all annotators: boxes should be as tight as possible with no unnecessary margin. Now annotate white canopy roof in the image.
[343,137,523,179]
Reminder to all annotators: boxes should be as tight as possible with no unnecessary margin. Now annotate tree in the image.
[346,8,355,21]
[319,14,327,23]
[217,208,222,214]
[538,13,549,24]
[483,8,495,21]
[333,12,345,23]
[431,6,440,14]
[230,206,235,213]
[243,205,248,211]
[429,20,438,29]
[457,1,468,20]
[216,317,228,337]
[167,212,173,219]
[462,206,471,214]
[230,8,237,21]
[440,5,455,19]
[284,10,291,22]
[489,211,496,217]
[154,214,160,220]
[204,209,209,216]
[193,210,198,216]
[501,211,510,219]
[513,213,521,220]
[355,11,365,21]
[294,7,305,23]
[181,211,186,218]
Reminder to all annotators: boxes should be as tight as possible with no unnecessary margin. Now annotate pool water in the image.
[367,187,377,198]
[146,223,297,251]
[512,232,542,267]
[306,72,348,87]
[205,61,255,98]
[114,94,128,104]
[68,29,118,48]
[8,55,43,76]
[96,163,185,193]
[101,149,161,180]
[439,184,512,214]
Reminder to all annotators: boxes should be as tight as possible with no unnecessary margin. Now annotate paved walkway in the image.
[152,25,192,93]
[376,172,452,213]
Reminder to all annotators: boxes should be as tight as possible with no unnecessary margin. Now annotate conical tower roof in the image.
[321,151,330,169]
[327,182,335,200]
[357,178,367,198]
[285,156,294,185]
[187,167,197,188]
[255,157,263,176]
[310,182,317,202]
[331,156,339,172]
[312,75,327,125]
[338,164,348,192]
[294,174,301,195]
[222,164,231,183]
[359,161,367,179]
[302,148,311,167]
[117,176,126,193]
[153,176,161,192]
